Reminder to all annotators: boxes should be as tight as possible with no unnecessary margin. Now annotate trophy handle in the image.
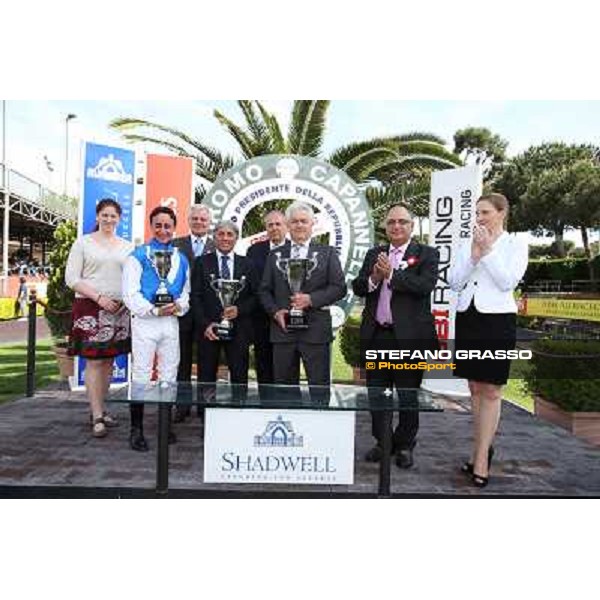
[238,275,247,294]
[274,252,288,275]
[209,273,220,294]
[306,252,319,279]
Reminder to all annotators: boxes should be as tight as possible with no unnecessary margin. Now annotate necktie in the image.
[194,238,204,257]
[292,244,301,259]
[221,255,231,279]
[375,247,402,326]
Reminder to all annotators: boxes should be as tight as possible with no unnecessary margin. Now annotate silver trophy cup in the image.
[275,251,318,330]
[209,275,247,340]
[149,248,174,306]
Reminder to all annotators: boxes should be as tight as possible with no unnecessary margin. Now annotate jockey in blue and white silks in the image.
[122,238,190,385]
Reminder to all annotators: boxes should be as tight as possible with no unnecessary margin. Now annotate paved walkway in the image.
[0,382,598,497]
[0,318,50,344]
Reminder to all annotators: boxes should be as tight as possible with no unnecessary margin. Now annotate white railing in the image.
[0,162,77,219]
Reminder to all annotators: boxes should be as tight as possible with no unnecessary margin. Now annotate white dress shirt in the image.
[215,250,234,278]
[290,241,310,259]
[449,232,529,313]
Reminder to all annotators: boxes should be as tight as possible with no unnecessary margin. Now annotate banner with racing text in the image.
[425,165,482,395]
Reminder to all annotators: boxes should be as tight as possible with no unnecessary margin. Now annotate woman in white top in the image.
[65,199,134,438]
[449,193,529,488]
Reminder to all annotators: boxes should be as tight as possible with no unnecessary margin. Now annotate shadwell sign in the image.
[204,409,355,484]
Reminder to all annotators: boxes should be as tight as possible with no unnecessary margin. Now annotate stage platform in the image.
[0,382,598,498]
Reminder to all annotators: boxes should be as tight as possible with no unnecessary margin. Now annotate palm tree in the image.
[110,100,462,220]
[365,175,433,242]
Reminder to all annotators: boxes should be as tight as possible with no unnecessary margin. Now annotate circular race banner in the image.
[203,155,374,326]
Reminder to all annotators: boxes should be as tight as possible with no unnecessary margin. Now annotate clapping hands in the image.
[371,252,393,282]
[471,224,493,262]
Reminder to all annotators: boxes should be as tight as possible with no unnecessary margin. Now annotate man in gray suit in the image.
[173,204,215,421]
[259,201,346,387]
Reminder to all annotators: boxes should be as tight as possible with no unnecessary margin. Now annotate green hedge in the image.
[523,256,600,286]
[339,315,362,367]
[525,339,600,411]
[516,315,537,328]
[45,221,77,341]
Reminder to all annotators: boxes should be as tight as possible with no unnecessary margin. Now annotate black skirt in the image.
[453,301,516,385]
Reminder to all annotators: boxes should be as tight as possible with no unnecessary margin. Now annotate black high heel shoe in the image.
[472,473,489,488]
[461,446,494,475]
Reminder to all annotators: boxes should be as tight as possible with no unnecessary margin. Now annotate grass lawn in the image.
[0,340,60,405]
[332,335,353,382]
[503,360,534,413]
[275,336,353,383]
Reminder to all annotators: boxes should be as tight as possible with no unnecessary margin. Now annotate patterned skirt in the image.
[69,298,131,359]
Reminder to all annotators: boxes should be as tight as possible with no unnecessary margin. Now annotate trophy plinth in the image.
[154,279,174,307]
[288,307,309,330]
[209,276,246,341]
[275,252,318,331]
[149,249,174,307]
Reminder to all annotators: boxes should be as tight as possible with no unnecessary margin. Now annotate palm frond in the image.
[386,132,447,145]
[116,133,230,182]
[394,140,462,162]
[287,100,330,156]
[110,117,227,167]
[195,183,208,203]
[366,179,431,218]
[329,139,395,170]
[238,101,271,152]
[213,109,256,158]
[256,101,287,153]
[370,154,462,180]
[329,145,402,183]
[238,101,265,137]
[117,133,192,156]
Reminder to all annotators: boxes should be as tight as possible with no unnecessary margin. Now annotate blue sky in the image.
[3,100,600,244]
[5,100,600,189]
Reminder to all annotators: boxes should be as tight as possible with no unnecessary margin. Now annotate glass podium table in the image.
[107,382,443,497]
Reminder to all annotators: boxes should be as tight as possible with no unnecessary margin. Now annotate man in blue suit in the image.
[192,220,259,385]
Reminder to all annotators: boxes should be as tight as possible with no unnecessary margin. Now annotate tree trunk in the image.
[580,225,595,280]
[554,228,566,258]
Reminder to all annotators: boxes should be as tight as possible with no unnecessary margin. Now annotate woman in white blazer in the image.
[449,193,528,488]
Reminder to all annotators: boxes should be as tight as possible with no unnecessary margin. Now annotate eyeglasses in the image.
[386,219,412,226]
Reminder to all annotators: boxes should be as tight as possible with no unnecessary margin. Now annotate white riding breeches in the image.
[131,315,180,384]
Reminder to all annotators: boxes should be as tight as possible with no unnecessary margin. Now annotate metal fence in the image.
[0,162,77,220]
[525,279,600,294]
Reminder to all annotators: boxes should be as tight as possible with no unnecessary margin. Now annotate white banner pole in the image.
[423,165,482,396]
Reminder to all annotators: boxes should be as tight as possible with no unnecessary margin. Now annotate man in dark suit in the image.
[173,204,215,421]
[192,220,258,385]
[352,205,439,469]
[259,201,346,387]
[246,210,289,384]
